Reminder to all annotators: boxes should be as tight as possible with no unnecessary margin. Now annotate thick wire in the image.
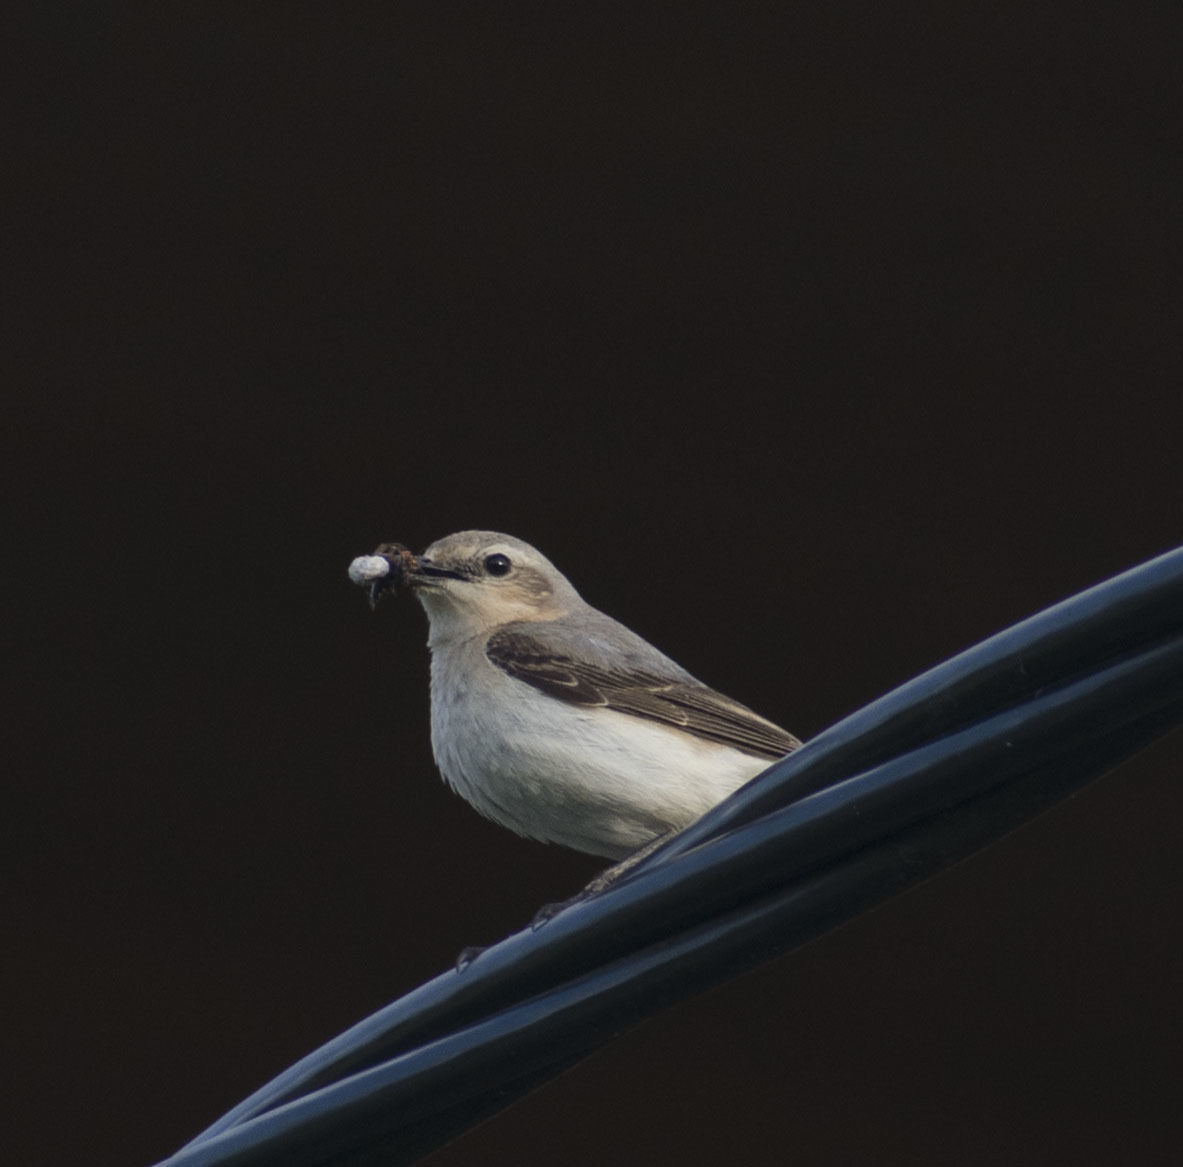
[159,547,1183,1167]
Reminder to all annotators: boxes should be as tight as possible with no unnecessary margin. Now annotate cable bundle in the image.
[160,546,1183,1167]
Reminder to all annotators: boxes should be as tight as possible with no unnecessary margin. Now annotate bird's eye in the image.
[484,553,512,577]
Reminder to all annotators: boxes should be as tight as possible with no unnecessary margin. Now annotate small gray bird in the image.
[349,531,801,862]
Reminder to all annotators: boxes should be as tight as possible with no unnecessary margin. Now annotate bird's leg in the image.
[531,829,678,929]
[455,831,678,970]
[582,829,677,894]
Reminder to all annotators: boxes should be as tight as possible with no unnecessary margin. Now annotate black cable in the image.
[158,547,1183,1167]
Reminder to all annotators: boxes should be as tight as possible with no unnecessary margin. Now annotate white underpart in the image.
[428,641,772,859]
[348,555,391,585]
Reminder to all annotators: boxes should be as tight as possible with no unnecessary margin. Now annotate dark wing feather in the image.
[485,626,800,760]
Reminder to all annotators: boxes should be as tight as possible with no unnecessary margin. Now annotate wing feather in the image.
[486,626,800,760]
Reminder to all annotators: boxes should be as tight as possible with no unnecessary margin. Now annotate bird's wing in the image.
[485,625,801,760]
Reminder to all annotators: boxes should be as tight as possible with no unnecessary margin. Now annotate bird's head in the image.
[351,531,581,643]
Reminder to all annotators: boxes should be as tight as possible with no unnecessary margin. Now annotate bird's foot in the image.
[530,891,591,930]
[530,830,680,930]
[455,944,488,972]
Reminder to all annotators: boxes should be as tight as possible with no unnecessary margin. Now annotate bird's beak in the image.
[348,544,464,610]
[407,556,466,587]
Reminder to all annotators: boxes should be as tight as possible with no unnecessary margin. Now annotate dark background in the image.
[6,4,1182,1165]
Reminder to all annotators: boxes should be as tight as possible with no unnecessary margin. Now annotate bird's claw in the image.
[531,891,591,930]
[455,944,487,972]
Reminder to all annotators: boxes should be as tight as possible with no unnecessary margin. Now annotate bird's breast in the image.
[426,644,771,859]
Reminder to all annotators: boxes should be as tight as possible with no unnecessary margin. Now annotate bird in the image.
[348,531,801,865]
